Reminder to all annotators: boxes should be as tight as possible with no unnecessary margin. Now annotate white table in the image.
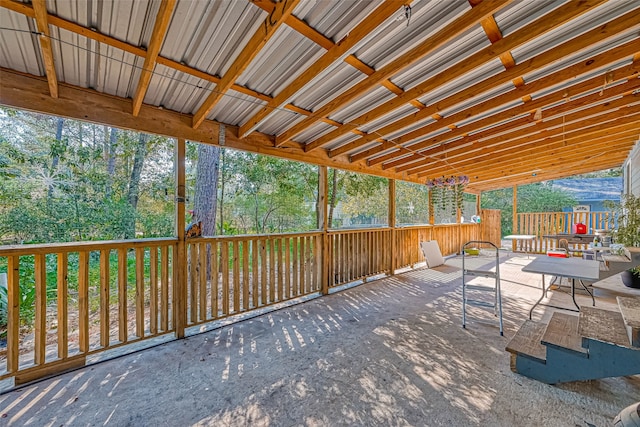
[522,256,599,319]
[504,234,536,257]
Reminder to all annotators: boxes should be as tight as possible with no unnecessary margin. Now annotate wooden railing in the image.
[394,223,484,271]
[515,211,617,253]
[0,238,176,385]
[328,228,391,288]
[0,209,500,385]
[184,232,322,326]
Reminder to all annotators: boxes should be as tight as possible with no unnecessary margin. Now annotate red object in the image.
[573,223,587,234]
[547,250,569,258]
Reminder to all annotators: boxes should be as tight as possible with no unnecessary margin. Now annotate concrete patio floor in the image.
[1,253,639,426]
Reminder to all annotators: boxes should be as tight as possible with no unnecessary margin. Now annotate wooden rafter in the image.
[463,147,632,186]
[238,1,403,138]
[0,69,424,185]
[412,116,640,176]
[418,132,639,182]
[31,0,57,98]
[250,0,426,142]
[409,113,640,178]
[132,0,176,116]
[380,78,640,170]
[347,28,640,164]
[410,122,640,178]
[468,153,631,192]
[192,0,300,129]
[273,0,513,147]
[305,0,607,153]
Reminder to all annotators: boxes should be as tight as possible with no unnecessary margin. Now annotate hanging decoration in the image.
[426,175,469,213]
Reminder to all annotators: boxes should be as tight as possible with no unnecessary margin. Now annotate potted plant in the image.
[611,193,640,288]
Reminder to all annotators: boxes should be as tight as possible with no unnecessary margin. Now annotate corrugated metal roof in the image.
[0,7,41,76]
[0,0,637,191]
[511,0,640,64]
[295,0,384,42]
[354,0,470,70]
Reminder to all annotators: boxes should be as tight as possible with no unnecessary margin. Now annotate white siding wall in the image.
[625,141,640,196]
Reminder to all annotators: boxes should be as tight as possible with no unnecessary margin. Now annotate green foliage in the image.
[396,181,429,225]
[327,169,388,228]
[481,182,577,236]
[608,194,640,266]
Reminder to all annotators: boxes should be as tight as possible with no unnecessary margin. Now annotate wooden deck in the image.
[1,253,638,426]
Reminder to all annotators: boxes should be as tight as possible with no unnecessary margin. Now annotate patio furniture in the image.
[503,234,536,258]
[523,256,598,319]
[419,240,445,268]
[461,241,503,335]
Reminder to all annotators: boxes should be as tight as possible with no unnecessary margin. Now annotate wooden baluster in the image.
[79,251,89,352]
[149,246,158,334]
[252,239,259,307]
[7,256,20,372]
[199,242,207,321]
[58,252,69,358]
[277,239,284,300]
[34,254,47,364]
[242,240,250,310]
[233,240,240,312]
[118,248,128,343]
[135,247,144,338]
[210,241,219,318]
[221,241,229,315]
[189,243,197,324]
[260,239,267,303]
[292,236,299,296]
[269,239,275,303]
[99,250,109,348]
[160,245,169,331]
[299,237,306,294]
[284,237,291,299]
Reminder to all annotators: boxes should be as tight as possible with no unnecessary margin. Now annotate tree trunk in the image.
[126,133,148,238]
[328,169,338,228]
[193,127,222,236]
[47,117,64,198]
[218,148,226,235]
[105,127,117,198]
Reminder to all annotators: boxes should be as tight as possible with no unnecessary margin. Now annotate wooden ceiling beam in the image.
[352,48,640,165]
[0,68,430,186]
[416,132,638,180]
[251,0,426,141]
[310,0,607,154]
[192,0,300,129]
[131,0,176,117]
[31,0,58,98]
[274,0,513,147]
[409,112,640,176]
[344,8,640,162]
[467,154,630,192]
[238,1,403,138]
[0,0,280,105]
[462,149,630,190]
[384,80,640,170]
[408,124,640,177]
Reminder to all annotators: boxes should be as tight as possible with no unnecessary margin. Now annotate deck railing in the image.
[514,211,617,253]
[0,238,176,385]
[184,232,322,326]
[0,210,500,385]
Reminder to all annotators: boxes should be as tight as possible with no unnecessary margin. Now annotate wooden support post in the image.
[318,166,329,295]
[174,138,187,338]
[389,179,397,275]
[512,185,518,252]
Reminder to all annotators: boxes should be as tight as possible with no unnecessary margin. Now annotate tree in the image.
[482,182,576,236]
[193,127,222,236]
